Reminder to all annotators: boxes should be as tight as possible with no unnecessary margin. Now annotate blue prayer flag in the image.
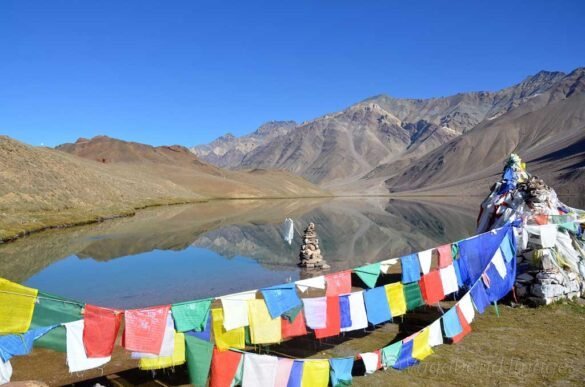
[260,283,302,319]
[401,254,421,284]
[458,226,509,286]
[0,325,56,362]
[339,295,352,329]
[442,308,463,338]
[485,253,516,303]
[453,260,464,288]
[470,282,490,314]
[287,360,304,387]
[364,287,391,325]
[329,357,354,386]
[393,339,419,370]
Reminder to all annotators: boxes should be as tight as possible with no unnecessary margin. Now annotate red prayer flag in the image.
[419,270,445,304]
[282,311,308,339]
[452,305,472,344]
[210,348,242,387]
[83,304,122,357]
[437,244,453,268]
[314,296,341,339]
[325,271,352,296]
[123,305,170,354]
[375,349,382,370]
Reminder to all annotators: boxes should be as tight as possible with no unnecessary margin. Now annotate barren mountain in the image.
[190,120,297,168]
[0,136,325,241]
[193,70,573,188]
[382,68,585,196]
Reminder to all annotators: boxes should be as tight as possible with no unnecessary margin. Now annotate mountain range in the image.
[191,68,585,195]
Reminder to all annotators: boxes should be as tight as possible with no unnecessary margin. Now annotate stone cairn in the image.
[477,154,585,305]
[298,222,330,270]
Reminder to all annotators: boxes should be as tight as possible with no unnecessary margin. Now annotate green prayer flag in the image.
[381,341,402,368]
[185,335,213,387]
[403,282,424,310]
[558,222,579,233]
[171,298,212,332]
[354,263,381,288]
[30,291,83,352]
[451,243,460,260]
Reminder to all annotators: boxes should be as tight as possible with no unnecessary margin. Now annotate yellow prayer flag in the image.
[248,299,281,345]
[0,278,38,333]
[211,308,245,351]
[412,327,434,361]
[301,359,329,387]
[384,283,407,317]
[139,332,186,370]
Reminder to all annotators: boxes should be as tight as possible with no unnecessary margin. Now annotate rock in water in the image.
[298,222,330,270]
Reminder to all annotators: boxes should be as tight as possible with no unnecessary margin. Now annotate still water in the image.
[1,196,577,309]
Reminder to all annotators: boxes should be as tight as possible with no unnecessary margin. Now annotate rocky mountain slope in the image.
[0,136,325,241]
[382,68,585,196]
[192,70,573,188]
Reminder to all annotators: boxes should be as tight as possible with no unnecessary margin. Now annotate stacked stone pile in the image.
[478,154,585,305]
[298,222,330,270]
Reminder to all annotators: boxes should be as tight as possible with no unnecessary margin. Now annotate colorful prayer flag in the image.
[248,299,281,344]
[0,278,38,334]
[314,296,341,339]
[171,299,212,332]
[211,308,245,351]
[83,304,121,358]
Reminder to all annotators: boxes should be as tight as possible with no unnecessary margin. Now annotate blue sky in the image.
[1,0,584,147]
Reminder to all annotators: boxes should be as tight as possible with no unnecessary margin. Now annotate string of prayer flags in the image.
[171,298,212,332]
[385,282,407,317]
[412,328,433,360]
[325,271,352,296]
[439,264,459,295]
[419,270,444,304]
[281,310,307,339]
[392,339,418,370]
[65,320,111,373]
[417,249,433,274]
[242,353,278,387]
[329,357,354,387]
[451,306,472,344]
[210,348,242,387]
[339,295,352,329]
[403,282,424,310]
[260,283,302,319]
[428,319,444,347]
[301,359,330,387]
[82,304,121,358]
[248,299,281,344]
[340,291,368,332]
[437,244,453,268]
[354,263,381,288]
[0,325,55,362]
[123,305,170,354]
[275,358,294,387]
[360,352,379,374]
[220,290,257,331]
[314,296,341,339]
[470,282,490,314]
[185,335,214,387]
[0,278,38,334]
[442,307,463,338]
[302,297,328,329]
[30,291,83,353]
[295,276,326,293]
[211,308,245,351]
[381,341,401,369]
[139,332,186,370]
[287,360,304,387]
[364,287,391,325]
[401,254,421,284]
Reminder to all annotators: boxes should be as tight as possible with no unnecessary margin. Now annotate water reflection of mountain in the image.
[193,198,477,271]
[0,197,477,283]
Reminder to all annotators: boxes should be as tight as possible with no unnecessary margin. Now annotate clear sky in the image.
[1,0,584,147]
